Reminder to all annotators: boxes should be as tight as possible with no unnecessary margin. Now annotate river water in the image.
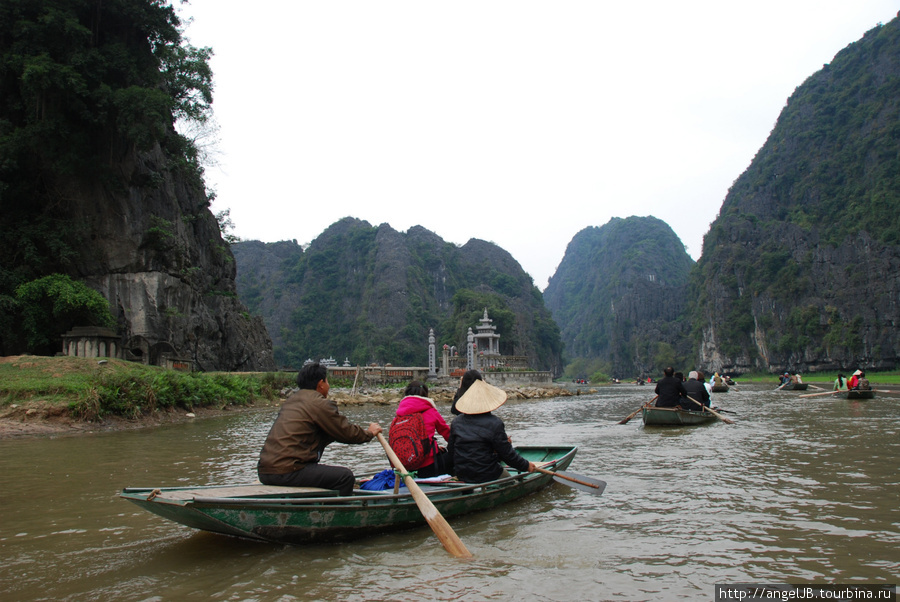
[1,383,897,601]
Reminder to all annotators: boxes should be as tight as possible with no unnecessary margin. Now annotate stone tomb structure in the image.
[61,326,121,359]
[61,326,192,371]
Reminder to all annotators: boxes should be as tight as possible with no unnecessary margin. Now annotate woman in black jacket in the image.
[448,379,536,483]
[450,369,483,415]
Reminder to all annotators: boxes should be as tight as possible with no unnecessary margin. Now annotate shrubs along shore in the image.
[0,355,597,439]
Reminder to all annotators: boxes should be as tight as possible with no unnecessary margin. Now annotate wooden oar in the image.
[775,381,789,390]
[799,390,841,398]
[535,466,606,495]
[873,389,900,394]
[809,384,827,391]
[684,395,735,424]
[376,433,472,559]
[618,396,658,424]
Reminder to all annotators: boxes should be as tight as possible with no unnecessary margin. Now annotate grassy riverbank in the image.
[0,356,584,439]
[0,355,295,420]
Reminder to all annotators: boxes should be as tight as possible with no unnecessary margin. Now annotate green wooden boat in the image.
[642,406,718,426]
[120,445,576,545]
[710,384,729,393]
[842,389,876,400]
[781,383,809,391]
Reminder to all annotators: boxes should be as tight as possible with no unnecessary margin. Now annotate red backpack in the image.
[388,412,433,470]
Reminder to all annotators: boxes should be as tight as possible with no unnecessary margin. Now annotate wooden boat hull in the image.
[842,390,876,400]
[642,406,717,426]
[120,446,577,544]
[710,385,729,393]
[782,383,809,391]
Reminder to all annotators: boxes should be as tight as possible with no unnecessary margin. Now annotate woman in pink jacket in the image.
[390,381,452,478]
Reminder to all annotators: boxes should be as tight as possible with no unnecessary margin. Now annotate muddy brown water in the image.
[1,384,897,601]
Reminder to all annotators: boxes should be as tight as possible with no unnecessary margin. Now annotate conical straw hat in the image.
[455,379,507,414]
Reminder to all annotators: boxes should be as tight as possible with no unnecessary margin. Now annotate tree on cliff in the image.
[16,274,116,355]
[0,0,214,355]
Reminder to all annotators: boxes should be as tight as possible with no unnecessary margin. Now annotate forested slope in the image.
[0,0,273,370]
[234,218,563,373]
[694,16,900,373]
[544,216,694,378]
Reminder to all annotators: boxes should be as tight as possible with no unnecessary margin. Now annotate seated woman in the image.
[389,381,452,478]
[833,373,848,391]
[450,369,483,415]
[448,379,536,483]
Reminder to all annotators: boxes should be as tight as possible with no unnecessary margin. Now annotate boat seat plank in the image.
[162,485,330,500]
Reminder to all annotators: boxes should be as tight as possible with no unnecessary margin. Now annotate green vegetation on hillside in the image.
[15,274,116,355]
[545,216,695,377]
[694,18,900,369]
[0,0,214,355]
[234,221,563,372]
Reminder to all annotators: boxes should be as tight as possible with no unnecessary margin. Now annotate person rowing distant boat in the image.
[778,372,792,387]
[655,366,687,408]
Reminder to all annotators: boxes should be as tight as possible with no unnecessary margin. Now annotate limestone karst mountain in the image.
[693,16,900,374]
[543,216,695,377]
[233,218,563,373]
[0,1,273,370]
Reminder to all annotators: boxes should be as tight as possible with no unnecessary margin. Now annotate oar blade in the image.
[553,471,606,496]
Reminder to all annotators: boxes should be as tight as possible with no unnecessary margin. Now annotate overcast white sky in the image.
[177,1,898,290]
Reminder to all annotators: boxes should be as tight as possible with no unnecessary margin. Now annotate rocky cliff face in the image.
[72,143,275,371]
[0,1,273,371]
[233,218,563,373]
[694,18,900,374]
[543,216,695,377]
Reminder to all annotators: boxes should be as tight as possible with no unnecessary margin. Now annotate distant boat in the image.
[841,389,876,400]
[642,406,717,426]
[711,384,730,393]
[780,383,809,391]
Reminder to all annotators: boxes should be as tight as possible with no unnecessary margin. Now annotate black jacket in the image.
[683,378,710,409]
[448,413,530,483]
[655,375,687,408]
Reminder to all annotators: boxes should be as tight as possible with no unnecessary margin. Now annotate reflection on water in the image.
[1,385,897,600]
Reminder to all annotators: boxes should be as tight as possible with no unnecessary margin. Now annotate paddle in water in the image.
[684,395,735,424]
[799,390,841,398]
[618,396,658,424]
[536,465,606,495]
[376,433,473,559]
